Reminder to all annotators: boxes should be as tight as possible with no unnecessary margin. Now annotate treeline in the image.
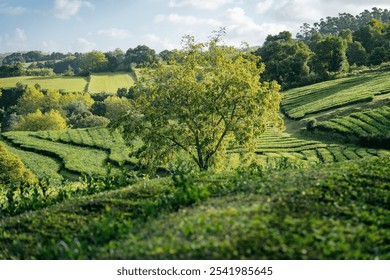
[0,85,133,132]
[1,8,389,89]
[0,45,162,77]
[254,8,390,89]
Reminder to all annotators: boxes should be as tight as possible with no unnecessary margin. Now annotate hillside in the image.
[1,69,390,260]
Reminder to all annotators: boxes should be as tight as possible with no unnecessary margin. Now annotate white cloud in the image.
[0,3,27,15]
[0,28,28,51]
[54,0,94,20]
[256,0,274,14]
[225,7,288,46]
[155,13,221,26]
[98,28,131,39]
[73,38,96,52]
[255,0,390,24]
[42,41,60,52]
[141,34,178,51]
[169,0,234,10]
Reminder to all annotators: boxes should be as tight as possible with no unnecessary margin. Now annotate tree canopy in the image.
[114,32,283,172]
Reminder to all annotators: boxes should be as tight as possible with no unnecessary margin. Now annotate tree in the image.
[105,48,125,72]
[13,109,67,131]
[347,41,367,66]
[114,33,283,172]
[104,96,132,122]
[310,35,349,78]
[16,87,45,115]
[81,51,109,73]
[125,45,159,68]
[0,143,37,184]
[254,31,312,89]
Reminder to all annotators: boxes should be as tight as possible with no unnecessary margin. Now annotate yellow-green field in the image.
[87,72,135,93]
[0,76,88,92]
[0,72,136,93]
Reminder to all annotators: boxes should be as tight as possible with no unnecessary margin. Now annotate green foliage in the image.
[170,174,210,210]
[1,155,385,259]
[310,35,349,78]
[13,109,67,131]
[306,118,317,131]
[347,41,368,66]
[0,164,138,216]
[125,45,159,68]
[115,32,283,172]
[0,143,37,184]
[255,31,313,89]
[81,51,109,73]
[104,96,132,122]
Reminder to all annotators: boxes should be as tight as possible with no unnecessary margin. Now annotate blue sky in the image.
[1,0,390,53]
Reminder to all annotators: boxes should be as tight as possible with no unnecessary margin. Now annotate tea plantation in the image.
[0,69,390,259]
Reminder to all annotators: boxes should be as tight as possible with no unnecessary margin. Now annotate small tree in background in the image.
[13,109,67,131]
[114,31,283,172]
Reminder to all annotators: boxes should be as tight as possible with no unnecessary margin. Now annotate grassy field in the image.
[0,72,136,94]
[87,72,135,93]
[282,71,390,119]
[0,76,88,92]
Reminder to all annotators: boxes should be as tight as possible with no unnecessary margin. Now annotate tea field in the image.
[282,71,390,119]
[1,69,390,259]
[314,106,390,148]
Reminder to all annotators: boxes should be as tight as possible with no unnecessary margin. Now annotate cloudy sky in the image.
[1,0,389,53]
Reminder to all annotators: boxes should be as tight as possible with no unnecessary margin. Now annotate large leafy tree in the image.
[115,33,283,172]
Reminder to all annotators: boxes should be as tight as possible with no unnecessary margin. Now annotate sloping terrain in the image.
[1,70,390,260]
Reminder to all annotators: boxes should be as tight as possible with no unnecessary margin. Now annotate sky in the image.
[1,0,390,54]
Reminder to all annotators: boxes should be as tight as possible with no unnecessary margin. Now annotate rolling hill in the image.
[1,69,390,260]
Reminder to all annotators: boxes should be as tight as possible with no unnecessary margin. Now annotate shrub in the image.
[0,143,37,184]
[306,118,317,131]
[13,109,67,131]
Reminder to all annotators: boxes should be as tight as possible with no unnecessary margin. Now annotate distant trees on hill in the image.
[0,7,389,90]
[255,8,390,89]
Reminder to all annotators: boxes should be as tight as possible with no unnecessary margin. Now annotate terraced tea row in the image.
[33,128,133,164]
[282,71,390,119]
[0,140,62,180]
[229,130,389,168]
[2,131,108,176]
[315,106,390,148]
